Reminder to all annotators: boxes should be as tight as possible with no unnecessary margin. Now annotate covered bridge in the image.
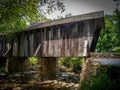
[0,11,104,57]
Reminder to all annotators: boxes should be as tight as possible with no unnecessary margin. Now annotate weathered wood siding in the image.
[0,11,104,57]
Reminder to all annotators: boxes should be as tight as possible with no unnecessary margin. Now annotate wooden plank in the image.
[34,43,41,56]
[86,21,92,49]
[12,37,18,56]
[77,22,84,56]
[33,31,36,54]
[69,23,80,56]
[35,31,41,57]
[17,34,20,56]
[16,36,19,56]
[4,44,11,56]
[30,33,34,56]
[38,30,42,57]
[43,28,48,57]
[48,27,54,56]
[27,32,34,56]
[4,41,11,56]
[41,29,44,57]
[82,21,89,56]
[89,19,98,46]
[4,36,11,56]
[65,24,70,57]
[53,26,59,57]
[59,25,65,57]
[84,20,96,53]
[74,23,79,56]
[19,33,25,56]
[90,18,104,52]
[58,25,64,56]
[58,26,62,57]
[18,34,21,56]
[70,23,75,56]
[9,38,13,56]
[27,32,30,56]
[45,28,49,56]
[24,33,28,57]
[33,31,41,56]
[56,27,60,57]
[21,34,25,56]
[57,26,61,57]
[72,39,78,57]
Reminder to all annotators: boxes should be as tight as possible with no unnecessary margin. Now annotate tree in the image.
[114,9,120,46]
[96,14,120,53]
[0,0,65,32]
[57,13,72,19]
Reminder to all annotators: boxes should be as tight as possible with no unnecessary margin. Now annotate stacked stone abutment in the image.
[80,53,120,83]
[0,57,30,73]
[35,57,57,81]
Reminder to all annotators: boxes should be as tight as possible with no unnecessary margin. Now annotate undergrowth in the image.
[80,66,120,90]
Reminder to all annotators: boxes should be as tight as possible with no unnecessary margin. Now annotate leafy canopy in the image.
[0,0,65,32]
[96,9,120,53]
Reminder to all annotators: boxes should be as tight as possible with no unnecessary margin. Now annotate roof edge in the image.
[27,11,104,30]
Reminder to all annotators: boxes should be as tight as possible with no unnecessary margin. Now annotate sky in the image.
[46,0,117,19]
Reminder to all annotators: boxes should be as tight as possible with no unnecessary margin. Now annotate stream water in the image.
[0,71,80,90]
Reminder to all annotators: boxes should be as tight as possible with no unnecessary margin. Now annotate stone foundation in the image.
[0,57,7,72]
[7,57,30,73]
[80,53,120,83]
[80,58,100,83]
[35,57,57,81]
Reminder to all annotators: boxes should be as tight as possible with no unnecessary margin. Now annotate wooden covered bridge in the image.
[0,11,104,57]
[0,11,106,81]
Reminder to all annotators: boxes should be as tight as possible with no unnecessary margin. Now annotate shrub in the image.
[29,57,38,64]
[80,66,120,90]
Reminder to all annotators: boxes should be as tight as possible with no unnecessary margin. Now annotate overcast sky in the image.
[46,0,117,19]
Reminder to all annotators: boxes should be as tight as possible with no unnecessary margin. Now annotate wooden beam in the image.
[33,43,41,57]
[4,44,11,56]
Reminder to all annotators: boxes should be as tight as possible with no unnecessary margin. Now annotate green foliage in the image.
[96,14,120,53]
[114,9,120,45]
[114,47,120,52]
[0,0,65,32]
[29,57,38,64]
[58,57,83,68]
[0,67,5,73]
[0,0,43,31]
[80,66,120,90]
